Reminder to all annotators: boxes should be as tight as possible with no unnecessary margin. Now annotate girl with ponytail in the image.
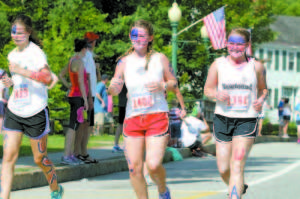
[109,19,177,199]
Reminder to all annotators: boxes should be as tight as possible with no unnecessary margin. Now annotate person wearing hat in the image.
[180,102,212,157]
[93,74,109,135]
[74,32,100,164]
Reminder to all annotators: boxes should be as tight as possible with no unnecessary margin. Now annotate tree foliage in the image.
[0,0,275,132]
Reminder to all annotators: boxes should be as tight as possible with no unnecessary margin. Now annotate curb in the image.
[12,148,192,191]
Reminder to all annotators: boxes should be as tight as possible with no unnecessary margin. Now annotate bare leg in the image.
[124,137,147,199]
[1,131,23,199]
[114,124,123,146]
[30,135,59,191]
[145,135,169,194]
[216,141,232,186]
[297,125,300,141]
[258,119,263,136]
[74,122,88,155]
[229,137,254,199]
[283,121,289,137]
[64,128,76,156]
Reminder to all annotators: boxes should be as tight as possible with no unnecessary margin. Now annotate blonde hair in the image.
[116,19,155,70]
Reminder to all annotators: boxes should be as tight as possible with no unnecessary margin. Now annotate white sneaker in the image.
[282,134,290,138]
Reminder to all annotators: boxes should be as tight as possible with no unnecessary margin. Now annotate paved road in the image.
[12,142,300,199]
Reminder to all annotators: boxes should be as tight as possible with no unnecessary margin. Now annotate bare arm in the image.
[59,64,71,89]
[175,87,185,109]
[47,72,59,89]
[108,59,125,96]
[10,63,52,85]
[162,54,177,92]
[204,61,218,100]
[255,61,268,101]
[201,118,210,133]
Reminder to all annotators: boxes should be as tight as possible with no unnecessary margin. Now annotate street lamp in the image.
[200,25,210,99]
[168,2,181,76]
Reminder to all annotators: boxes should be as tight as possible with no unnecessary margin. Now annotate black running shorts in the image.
[213,114,258,142]
[68,97,84,131]
[118,106,126,124]
[4,107,51,139]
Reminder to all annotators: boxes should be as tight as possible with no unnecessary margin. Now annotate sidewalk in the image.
[2,135,298,191]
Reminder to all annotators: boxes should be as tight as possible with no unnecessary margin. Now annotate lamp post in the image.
[168,2,181,76]
[200,25,210,98]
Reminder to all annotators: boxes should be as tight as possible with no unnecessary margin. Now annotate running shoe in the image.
[112,145,124,153]
[51,185,64,199]
[282,134,290,138]
[61,156,79,166]
[159,187,171,199]
[70,155,84,164]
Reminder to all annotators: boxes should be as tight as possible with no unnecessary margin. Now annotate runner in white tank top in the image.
[0,15,64,199]
[108,20,177,199]
[204,28,268,199]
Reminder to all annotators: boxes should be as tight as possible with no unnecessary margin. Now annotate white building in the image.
[255,16,300,123]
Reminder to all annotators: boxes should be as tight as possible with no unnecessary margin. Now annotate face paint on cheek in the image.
[130,28,139,41]
[11,25,17,35]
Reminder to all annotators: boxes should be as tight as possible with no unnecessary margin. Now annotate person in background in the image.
[106,87,115,135]
[278,97,285,136]
[282,98,291,138]
[0,77,9,134]
[94,74,109,135]
[169,99,182,148]
[181,103,212,157]
[112,85,127,153]
[295,98,300,144]
[257,101,272,136]
[59,39,89,165]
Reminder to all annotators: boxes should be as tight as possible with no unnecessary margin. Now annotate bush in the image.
[261,119,297,137]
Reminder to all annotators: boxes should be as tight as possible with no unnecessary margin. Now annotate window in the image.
[275,50,279,71]
[289,52,294,71]
[267,50,272,69]
[297,52,300,72]
[282,50,287,71]
[282,87,293,98]
[259,49,264,60]
[274,88,278,108]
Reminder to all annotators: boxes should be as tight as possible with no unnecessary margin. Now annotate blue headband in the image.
[228,35,246,43]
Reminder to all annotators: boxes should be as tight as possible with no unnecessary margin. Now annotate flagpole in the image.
[176,4,228,37]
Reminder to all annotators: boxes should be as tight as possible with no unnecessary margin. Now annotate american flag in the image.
[203,6,226,50]
[246,29,253,56]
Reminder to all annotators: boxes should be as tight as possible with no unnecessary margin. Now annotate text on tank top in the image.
[68,56,89,97]
[124,53,169,118]
[215,57,258,118]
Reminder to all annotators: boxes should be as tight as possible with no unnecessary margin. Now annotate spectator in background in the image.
[59,39,89,165]
[94,74,109,135]
[282,98,291,138]
[169,99,182,148]
[295,99,300,144]
[112,85,127,153]
[257,101,272,136]
[181,103,212,157]
[106,87,114,135]
[278,97,285,136]
[0,79,9,134]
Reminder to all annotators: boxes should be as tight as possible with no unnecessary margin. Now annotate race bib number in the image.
[132,95,154,110]
[13,84,30,105]
[227,91,250,111]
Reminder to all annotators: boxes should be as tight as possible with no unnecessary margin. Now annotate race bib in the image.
[132,95,154,110]
[13,84,30,105]
[227,91,250,111]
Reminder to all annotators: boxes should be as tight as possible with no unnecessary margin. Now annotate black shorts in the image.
[170,122,181,138]
[87,97,95,127]
[0,101,6,116]
[283,115,291,121]
[119,106,126,124]
[213,114,258,143]
[3,107,51,139]
[68,97,84,131]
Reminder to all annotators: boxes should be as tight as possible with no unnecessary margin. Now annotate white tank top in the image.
[215,56,258,118]
[8,42,48,117]
[124,52,169,118]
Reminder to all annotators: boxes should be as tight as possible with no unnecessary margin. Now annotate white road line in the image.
[218,159,300,193]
